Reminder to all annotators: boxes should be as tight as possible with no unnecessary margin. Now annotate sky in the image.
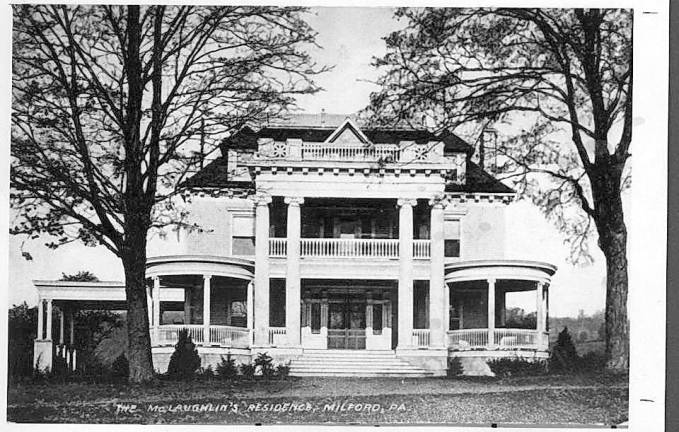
[7,7,614,318]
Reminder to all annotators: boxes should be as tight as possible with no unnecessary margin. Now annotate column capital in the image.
[397,198,418,208]
[203,274,213,282]
[487,277,496,285]
[252,193,272,206]
[284,196,305,206]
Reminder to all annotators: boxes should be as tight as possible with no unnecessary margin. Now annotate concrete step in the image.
[291,371,432,377]
[291,363,424,370]
[290,349,432,377]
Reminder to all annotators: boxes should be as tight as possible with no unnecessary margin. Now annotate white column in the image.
[153,276,161,343]
[397,198,416,348]
[59,308,65,345]
[253,193,272,346]
[37,298,44,340]
[203,275,212,345]
[536,282,546,347]
[146,285,153,327]
[487,278,496,348]
[45,299,53,340]
[429,198,446,348]
[285,196,304,346]
[69,309,75,345]
[246,281,254,331]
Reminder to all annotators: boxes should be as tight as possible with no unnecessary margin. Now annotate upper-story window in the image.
[444,219,461,258]
[232,215,255,256]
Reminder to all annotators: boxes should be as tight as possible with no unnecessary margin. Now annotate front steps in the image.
[289,349,433,377]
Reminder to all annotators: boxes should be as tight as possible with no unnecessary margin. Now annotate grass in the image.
[7,373,628,425]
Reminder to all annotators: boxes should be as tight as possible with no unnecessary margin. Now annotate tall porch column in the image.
[203,275,212,345]
[536,281,546,347]
[397,198,416,348]
[69,308,75,345]
[37,298,44,340]
[429,198,446,348]
[487,278,496,348]
[153,276,161,344]
[59,308,65,345]
[45,299,53,340]
[247,281,254,331]
[285,196,304,346]
[253,194,272,346]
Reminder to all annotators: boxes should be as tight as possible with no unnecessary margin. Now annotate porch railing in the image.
[413,240,431,259]
[412,329,431,348]
[269,238,287,257]
[301,143,401,162]
[154,325,251,348]
[267,327,287,345]
[447,328,545,350]
[55,344,77,371]
[447,329,490,350]
[300,238,399,258]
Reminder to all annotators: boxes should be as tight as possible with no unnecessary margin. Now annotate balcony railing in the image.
[301,143,401,162]
[413,240,431,259]
[267,327,287,345]
[153,325,251,348]
[269,238,432,259]
[301,238,400,258]
[447,328,547,351]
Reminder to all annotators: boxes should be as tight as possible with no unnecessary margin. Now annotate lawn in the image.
[7,373,628,425]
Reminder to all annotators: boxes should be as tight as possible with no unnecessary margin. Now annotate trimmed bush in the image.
[166,329,201,380]
[487,357,547,378]
[254,352,275,379]
[549,327,580,373]
[240,363,256,380]
[447,357,464,377]
[275,363,291,380]
[216,354,239,380]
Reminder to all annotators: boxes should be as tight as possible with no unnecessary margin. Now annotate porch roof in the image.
[445,259,557,284]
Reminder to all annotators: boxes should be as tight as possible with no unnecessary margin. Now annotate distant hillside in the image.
[549,310,605,355]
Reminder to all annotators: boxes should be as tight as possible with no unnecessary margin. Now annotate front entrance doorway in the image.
[327,294,366,349]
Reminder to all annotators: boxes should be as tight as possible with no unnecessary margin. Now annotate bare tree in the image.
[368,8,632,372]
[11,4,326,382]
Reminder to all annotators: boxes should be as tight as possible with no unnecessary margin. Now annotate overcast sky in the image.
[7,7,614,317]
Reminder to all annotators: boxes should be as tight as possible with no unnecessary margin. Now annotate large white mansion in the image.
[33,115,556,377]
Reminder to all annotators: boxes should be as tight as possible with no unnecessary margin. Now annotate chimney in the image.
[320,108,326,126]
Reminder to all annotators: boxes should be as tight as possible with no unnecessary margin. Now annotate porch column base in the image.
[33,340,54,372]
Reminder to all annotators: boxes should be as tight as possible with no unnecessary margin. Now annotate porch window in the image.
[269,279,286,327]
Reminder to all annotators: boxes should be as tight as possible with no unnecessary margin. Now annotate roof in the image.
[446,161,514,194]
[219,125,473,155]
[181,157,254,190]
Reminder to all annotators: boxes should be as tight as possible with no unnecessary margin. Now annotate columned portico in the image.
[397,198,417,349]
[253,194,272,346]
[285,196,304,346]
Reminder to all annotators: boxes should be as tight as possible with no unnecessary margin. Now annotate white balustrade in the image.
[267,327,287,345]
[300,238,400,258]
[447,328,543,350]
[413,240,431,259]
[301,143,401,162]
[155,324,205,346]
[447,329,490,350]
[493,328,540,349]
[209,326,252,348]
[269,238,287,257]
[412,329,431,348]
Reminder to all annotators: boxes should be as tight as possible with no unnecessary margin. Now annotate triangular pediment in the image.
[324,119,372,145]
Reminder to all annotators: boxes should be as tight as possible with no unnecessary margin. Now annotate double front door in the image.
[327,295,366,349]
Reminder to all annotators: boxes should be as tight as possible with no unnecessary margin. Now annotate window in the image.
[372,304,383,334]
[311,303,321,333]
[444,219,461,258]
[269,279,286,327]
[232,215,255,255]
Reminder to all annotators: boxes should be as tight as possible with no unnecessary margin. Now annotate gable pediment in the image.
[324,119,371,145]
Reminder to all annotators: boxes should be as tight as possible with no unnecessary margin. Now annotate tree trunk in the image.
[590,161,629,373]
[121,227,155,383]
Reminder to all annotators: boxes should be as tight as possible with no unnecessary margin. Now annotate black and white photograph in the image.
[3,1,667,429]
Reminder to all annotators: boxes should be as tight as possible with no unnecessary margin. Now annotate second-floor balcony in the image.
[268,238,431,259]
